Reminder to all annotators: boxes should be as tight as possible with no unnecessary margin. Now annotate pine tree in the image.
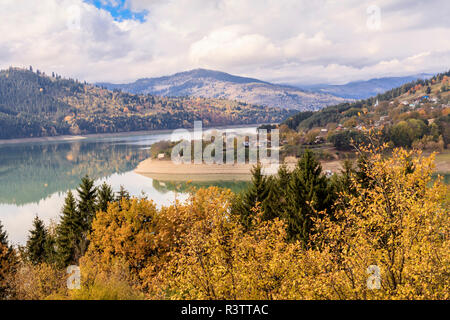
[261,176,281,221]
[56,191,84,267]
[0,220,17,299]
[0,221,9,250]
[77,175,97,231]
[26,216,49,265]
[116,185,130,202]
[97,182,114,212]
[277,163,291,192]
[285,150,333,246]
[232,164,269,230]
[276,163,291,209]
[333,159,356,195]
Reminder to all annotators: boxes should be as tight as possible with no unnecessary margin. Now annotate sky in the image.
[0,0,449,85]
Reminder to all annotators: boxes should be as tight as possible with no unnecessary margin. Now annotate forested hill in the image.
[281,70,450,151]
[0,67,293,139]
[283,70,450,130]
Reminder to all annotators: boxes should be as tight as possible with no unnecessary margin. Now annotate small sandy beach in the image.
[134,157,344,181]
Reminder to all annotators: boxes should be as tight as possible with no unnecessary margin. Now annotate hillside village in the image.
[278,71,450,164]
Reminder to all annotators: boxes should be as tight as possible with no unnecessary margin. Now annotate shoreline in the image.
[134,152,450,182]
[134,158,344,182]
[0,123,263,146]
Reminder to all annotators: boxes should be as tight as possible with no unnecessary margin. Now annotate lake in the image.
[0,126,256,245]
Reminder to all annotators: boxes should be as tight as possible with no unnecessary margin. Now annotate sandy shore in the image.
[135,158,344,181]
[135,159,255,181]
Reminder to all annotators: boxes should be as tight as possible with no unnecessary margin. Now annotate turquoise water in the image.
[0,126,255,244]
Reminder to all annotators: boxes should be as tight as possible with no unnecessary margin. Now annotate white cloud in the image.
[0,0,449,85]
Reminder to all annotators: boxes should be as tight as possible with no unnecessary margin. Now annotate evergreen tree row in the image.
[24,177,130,268]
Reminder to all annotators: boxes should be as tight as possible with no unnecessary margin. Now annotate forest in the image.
[0,67,293,139]
[0,138,448,300]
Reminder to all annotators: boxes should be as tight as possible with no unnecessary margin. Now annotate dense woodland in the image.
[0,141,448,300]
[0,67,293,139]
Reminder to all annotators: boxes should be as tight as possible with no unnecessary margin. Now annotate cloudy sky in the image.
[0,0,449,85]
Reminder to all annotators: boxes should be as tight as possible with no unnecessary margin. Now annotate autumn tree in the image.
[304,148,449,299]
[12,262,67,300]
[85,197,159,282]
[150,188,301,300]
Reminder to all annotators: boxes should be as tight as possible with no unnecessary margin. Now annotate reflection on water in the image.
[152,179,250,194]
[0,126,256,244]
[0,140,149,205]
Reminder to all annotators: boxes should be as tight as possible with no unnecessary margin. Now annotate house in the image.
[314,136,325,144]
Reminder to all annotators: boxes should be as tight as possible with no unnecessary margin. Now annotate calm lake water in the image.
[0,126,256,245]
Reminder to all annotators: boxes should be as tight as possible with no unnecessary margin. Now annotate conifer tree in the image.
[116,185,131,210]
[0,221,9,251]
[56,191,84,267]
[116,185,130,202]
[97,182,114,212]
[275,163,291,210]
[331,159,356,196]
[261,176,281,221]
[26,216,49,265]
[285,150,333,246]
[277,163,291,192]
[232,164,269,229]
[0,220,17,299]
[77,175,97,231]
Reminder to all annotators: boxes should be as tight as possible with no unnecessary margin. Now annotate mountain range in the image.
[298,74,434,100]
[98,69,348,111]
[98,69,433,110]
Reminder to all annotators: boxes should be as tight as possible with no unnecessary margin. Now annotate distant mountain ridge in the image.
[98,68,348,111]
[297,74,434,99]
